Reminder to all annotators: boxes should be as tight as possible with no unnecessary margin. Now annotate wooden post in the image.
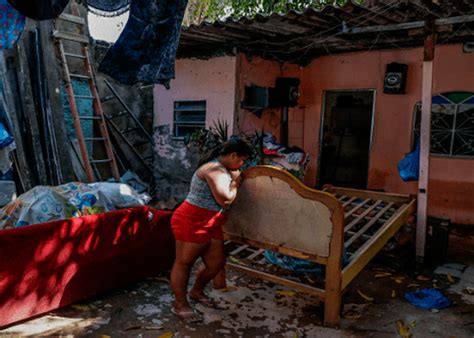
[416,23,436,262]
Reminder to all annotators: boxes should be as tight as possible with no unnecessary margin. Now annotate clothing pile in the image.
[261,133,310,180]
[0,182,150,229]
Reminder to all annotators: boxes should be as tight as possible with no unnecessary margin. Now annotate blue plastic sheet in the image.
[264,248,349,275]
[398,140,420,182]
[405,288,451,309]
[0,122,13,148]
[98,0,188,88]
[0,0,25,49]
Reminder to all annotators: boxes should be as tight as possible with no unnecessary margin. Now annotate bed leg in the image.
[323,275,342,328]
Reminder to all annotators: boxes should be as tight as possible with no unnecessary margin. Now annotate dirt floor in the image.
[2,255,474,337]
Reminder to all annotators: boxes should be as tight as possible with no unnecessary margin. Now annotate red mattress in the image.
[0,206,175,328]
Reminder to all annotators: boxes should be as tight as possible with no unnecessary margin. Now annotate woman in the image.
[170,137,253,322]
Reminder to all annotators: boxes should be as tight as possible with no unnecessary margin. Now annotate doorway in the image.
[317,90,375,189]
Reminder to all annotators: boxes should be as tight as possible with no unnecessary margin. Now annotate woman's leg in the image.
[212,268,227,289]
[190,238,226,299]
[171,240,207,313]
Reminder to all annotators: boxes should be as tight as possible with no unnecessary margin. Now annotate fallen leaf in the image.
[144,326,164,330]
[396,320,411,337]
[433,283,440,289]
[407,283,420,288]
[275,290,296,297]
[447,274,456,284]
[215,285,238,293]
[410,319,417,327]
[229,256,241,264]
[357,289,374,302]
[416,275,431,281]
[343,309,361,319]
[158,332,174,338]
[71,304,91,311]
[375,272,392,278]
[464,287,474,295]
[394,278,404,284]
[100,336,111,338]
[152,276,170,283]
[391,290,396,298]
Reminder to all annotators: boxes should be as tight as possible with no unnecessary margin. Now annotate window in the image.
[173,100,206,138]
[413,92,474,158]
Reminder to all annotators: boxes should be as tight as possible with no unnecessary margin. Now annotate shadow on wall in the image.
[153,125,198,209]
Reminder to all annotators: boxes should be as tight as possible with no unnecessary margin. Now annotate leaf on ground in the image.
[228,256,241,264]
[150,276,170,283]
[396,320,411,338]
[71,304,91,311]
[343,309,362,319]
[375,272,392,278]
[158,332,175,338]
[215,285,239,293]
[275,290,296,297]
[357,289,374,302]
[407,283,420,288]
[464,287,474,295]
[416,275,431,281]
[447,274,456,284]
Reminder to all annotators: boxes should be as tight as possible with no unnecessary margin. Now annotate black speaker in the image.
[384,63,408,94]
[273,77,301,107]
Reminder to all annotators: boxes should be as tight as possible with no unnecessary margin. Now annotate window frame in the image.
[173,100,206,140]
[412,92,474,159]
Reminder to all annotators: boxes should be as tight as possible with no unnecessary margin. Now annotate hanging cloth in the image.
[98,0,188,88]
[85,0,130,17]
[7,0,68,20]
[0,0,25,49]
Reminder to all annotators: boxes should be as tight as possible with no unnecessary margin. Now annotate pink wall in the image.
[300,44,474,224]
[153,45,473,224]
[154,56,237,132]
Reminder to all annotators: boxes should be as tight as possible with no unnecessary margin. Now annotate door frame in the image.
[316,89,377,189]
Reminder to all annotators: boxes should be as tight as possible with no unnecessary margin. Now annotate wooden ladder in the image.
[52,4,120,182]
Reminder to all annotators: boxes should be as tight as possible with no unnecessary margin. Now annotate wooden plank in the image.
[0,50,34,190]
[344,198,371,218]
[341,199,416,289]
[226,262,326,299]
[344,202,394,248]
[223,233,328,265]
[52,30,89,44]
[246,248,265,260]
[342,196,357,207]
[327,186,411,203]
[39,21,75,182]
[58,13,86,25]
[344,200,383,233]
[416,30,436,261]
[346,14,474,34]
[229,244,249,255]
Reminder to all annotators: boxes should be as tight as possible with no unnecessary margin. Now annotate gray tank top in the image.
[185,160,229,212]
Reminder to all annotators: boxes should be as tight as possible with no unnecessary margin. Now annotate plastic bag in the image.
[0,123,14,148]
[398,141,420,182]
[405,288,451,309]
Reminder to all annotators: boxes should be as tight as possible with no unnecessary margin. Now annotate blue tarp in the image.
[398,140,420,182]
[0,0,25,49]
[405,288,451,310]
[98,0,188,88]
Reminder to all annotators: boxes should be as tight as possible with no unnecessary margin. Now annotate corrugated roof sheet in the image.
[178,0,474,64]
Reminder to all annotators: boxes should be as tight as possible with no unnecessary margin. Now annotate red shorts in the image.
[171,201,227,244]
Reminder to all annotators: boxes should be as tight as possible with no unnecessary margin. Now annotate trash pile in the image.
[0,182,150,230]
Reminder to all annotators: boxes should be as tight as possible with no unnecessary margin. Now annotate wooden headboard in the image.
[223,166,344,261]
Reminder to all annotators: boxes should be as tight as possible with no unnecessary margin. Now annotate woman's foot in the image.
[189,291,218,307]
[171,302,202,323]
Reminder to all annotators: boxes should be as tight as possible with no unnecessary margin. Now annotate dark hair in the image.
[199,136,254,166]
[220,136,254,158]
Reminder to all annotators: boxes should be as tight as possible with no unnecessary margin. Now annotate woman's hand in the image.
[229,170,242,188]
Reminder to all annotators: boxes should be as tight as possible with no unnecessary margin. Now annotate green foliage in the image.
[184,0,364,25]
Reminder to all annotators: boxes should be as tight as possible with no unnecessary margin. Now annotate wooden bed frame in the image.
[222,166,416,327]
